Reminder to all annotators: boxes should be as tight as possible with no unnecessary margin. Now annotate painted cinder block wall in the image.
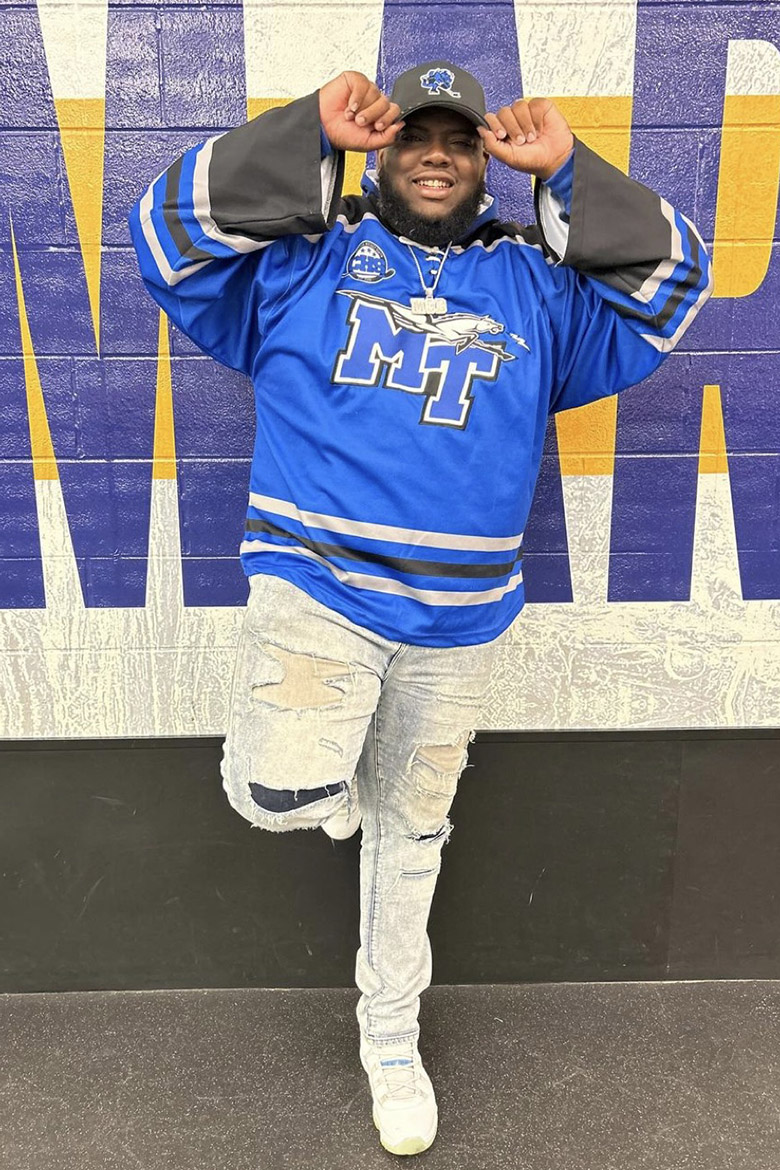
[1,0,779,737]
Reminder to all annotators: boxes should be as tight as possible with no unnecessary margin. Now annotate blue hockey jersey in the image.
[128,91,713,648]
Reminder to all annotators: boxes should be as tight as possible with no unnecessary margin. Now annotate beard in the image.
[375,170,487,248]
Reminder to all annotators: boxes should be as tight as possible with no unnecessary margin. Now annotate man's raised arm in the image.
[480,98,713,413]
[127,73,402,374]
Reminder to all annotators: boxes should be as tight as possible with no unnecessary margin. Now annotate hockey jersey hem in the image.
[243,564,524,648]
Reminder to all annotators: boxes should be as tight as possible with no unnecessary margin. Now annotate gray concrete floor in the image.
[1,981,778,1169]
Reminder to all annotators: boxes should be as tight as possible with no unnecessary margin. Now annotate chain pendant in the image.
[410,296,448,316]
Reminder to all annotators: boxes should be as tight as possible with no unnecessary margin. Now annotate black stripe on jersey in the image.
[164,156,213,265]
[245,517,523,579]
[598,222,703,332]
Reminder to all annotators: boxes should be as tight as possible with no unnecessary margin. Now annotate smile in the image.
[412,178,455,198]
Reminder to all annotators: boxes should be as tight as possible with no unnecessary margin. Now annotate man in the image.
[129,61,712,1156]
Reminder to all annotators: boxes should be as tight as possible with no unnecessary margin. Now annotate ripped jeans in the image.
[220,572,508,1045]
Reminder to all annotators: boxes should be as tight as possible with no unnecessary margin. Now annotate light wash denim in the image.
[220,572,508,1046]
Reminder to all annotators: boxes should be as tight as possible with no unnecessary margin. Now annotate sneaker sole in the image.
[373,1106,437,1155]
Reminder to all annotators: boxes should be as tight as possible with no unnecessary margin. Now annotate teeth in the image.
[415,179,451,189]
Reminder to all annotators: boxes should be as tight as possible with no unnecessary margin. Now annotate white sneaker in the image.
[321,784,362,839]
[360,1032,438,1155]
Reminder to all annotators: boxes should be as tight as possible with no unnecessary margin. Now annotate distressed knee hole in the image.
[409,728,473,798]
[249,644,353,712]
[407,816,453,846]
[249,779,346,814]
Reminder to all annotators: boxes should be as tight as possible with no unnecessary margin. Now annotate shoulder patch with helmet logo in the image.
[344,241,396,284]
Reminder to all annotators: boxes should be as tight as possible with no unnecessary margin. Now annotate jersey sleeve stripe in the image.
[631,197,683,301]
[167,146,250,262]
[133,153,280,290]
[639,256,715,353]
[588,220,709,336]
[162,155,214,265]
[135,181,215,288]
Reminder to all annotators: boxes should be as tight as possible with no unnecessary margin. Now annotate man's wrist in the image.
[534,141,575,184]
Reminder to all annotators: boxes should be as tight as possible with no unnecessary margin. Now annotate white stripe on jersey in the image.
[248,492,524,551]
[640,250,715,352]
[138,182,213,287]
[631,197,684,305]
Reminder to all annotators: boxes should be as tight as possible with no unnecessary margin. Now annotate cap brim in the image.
[393,101,488,129]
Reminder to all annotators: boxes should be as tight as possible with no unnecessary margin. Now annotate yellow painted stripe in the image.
[247,96,286,121]
[546,95,633,175]
[550,96,632,476]
[699,383,728,474]
[10,218,58,480]
[152,310,176,480]
[53,96,105,354]
[554,396,619,477]
[712,93,780,298]
[247,96,366,196]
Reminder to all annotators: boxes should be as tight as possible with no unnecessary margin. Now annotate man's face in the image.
[377,107,488,223]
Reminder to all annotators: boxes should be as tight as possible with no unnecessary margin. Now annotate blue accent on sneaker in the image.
[380,1058,413,1067]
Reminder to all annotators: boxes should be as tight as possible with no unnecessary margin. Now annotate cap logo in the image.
[419,67,461,99]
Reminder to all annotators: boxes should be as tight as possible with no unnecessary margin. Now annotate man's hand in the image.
[319,72,404,152]
[478,98,574,180]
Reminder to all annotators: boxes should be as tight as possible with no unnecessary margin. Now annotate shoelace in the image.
[370,1045,422,1101]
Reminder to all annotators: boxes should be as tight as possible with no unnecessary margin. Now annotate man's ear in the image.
[376,146,385,171]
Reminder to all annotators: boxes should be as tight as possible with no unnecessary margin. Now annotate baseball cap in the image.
[388,61,488,129]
